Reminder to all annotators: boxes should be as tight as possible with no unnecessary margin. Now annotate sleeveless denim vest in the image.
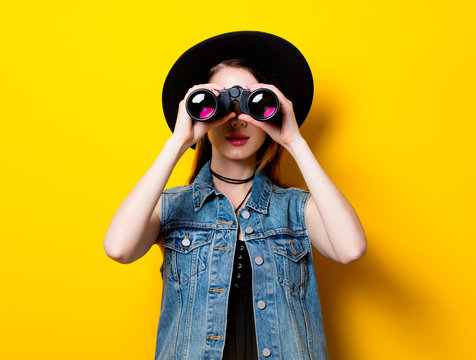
[155,161,329,360]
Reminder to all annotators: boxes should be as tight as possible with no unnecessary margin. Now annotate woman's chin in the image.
[216,147,257,162]
[210,139,262,163]
[224,152,255,162]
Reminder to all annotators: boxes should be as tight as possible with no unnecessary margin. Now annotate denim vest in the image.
[155,161,329,360]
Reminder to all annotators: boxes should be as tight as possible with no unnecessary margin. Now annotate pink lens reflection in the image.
[199,107,214,119]
[263,107,276,118]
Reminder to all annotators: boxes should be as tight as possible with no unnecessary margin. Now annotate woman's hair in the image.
[187,59,288,187]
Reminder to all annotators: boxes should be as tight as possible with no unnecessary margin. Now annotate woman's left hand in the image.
[237,83,304,149]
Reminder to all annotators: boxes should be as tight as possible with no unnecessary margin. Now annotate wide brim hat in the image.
[162,31,314,137]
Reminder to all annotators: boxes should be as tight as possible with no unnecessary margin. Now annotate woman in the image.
[104,31,367,360]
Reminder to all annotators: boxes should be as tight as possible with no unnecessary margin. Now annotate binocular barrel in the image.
[185,85,280,122]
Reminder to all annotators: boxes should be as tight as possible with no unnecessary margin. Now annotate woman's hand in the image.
[171,83,236,149]
[237,83,304,149]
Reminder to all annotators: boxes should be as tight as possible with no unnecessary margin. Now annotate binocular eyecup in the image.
[185,85,280,122]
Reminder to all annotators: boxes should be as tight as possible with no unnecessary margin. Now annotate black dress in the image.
[222,239,258,360]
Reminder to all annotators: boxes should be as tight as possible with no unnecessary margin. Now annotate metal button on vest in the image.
[262,348,271,357]
[254,256,264,265]
[245,226,254,234]
[257,300,266,310]
[241,210,250,219]
[181,238,190,247]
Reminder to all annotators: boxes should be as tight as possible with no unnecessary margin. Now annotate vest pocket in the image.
[272,236,309,293]
[162,228,213,284]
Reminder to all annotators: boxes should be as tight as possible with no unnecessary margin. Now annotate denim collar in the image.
[192,160,272,214]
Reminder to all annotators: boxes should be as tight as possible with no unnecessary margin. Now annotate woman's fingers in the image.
[177,82,226,127]
[237,113,260,126]
[237,113,279,135]
[242,83,303,147]
[207,111,236,129]
[184,83,225,99]
[192,111,236,144]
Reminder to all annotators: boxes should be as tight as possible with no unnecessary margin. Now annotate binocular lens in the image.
[186,90,217,120]
[248,89,279,120]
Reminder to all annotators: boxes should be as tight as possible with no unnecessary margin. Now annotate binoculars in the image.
[185,85,280,122]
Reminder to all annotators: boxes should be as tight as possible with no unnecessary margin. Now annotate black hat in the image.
[162,31,314,136]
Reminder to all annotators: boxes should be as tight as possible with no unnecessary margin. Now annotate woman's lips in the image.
[226,133,249,146]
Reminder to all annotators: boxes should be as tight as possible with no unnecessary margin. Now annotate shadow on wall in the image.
[314,249,444,359]
[284,101,445,359]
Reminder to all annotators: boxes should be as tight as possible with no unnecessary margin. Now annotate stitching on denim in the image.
[300,191,311,234]
[244,228,308,240]
[301,191,314,263]
[162,228,213,255]
[272,240,308,261]
[170,273,182,360]
[214,246,230,251]
[274,245,309,292]
[182,246,199,359]
[206,335,221,340]
[301,292,315,360]
[208,288,224,293]
[162,221,240,231]
[163,184,193,194]
[162,222,216,231]
[161,192,167,229]
[273,186,309,194]
[217,220,233,225]
[286,259,306,360]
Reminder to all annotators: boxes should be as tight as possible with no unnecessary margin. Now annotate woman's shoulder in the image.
[265,183,310,232]
[160,184,196,226]
[269,184,311,212]
[163,183,193,195]
[271,183,310,196]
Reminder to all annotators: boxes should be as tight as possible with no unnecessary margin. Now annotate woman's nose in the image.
[230,117,247,128]
[230,101,247,127]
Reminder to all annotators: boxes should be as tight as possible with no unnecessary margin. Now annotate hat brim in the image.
[162,31,314,141]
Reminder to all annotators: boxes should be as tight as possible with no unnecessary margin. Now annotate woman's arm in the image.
[103,84,235,264]
[103,137,190,264]
[238,83,367,264]
[287,137,367,264]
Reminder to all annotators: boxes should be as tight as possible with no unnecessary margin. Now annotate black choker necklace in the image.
[210,168,255,184]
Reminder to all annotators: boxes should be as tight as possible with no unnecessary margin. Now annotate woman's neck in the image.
[209,154,257,193]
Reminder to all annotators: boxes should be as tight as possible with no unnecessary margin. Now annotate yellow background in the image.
[1,0,475,359]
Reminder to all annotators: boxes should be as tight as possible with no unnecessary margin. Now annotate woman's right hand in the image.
[171,83,236,148]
